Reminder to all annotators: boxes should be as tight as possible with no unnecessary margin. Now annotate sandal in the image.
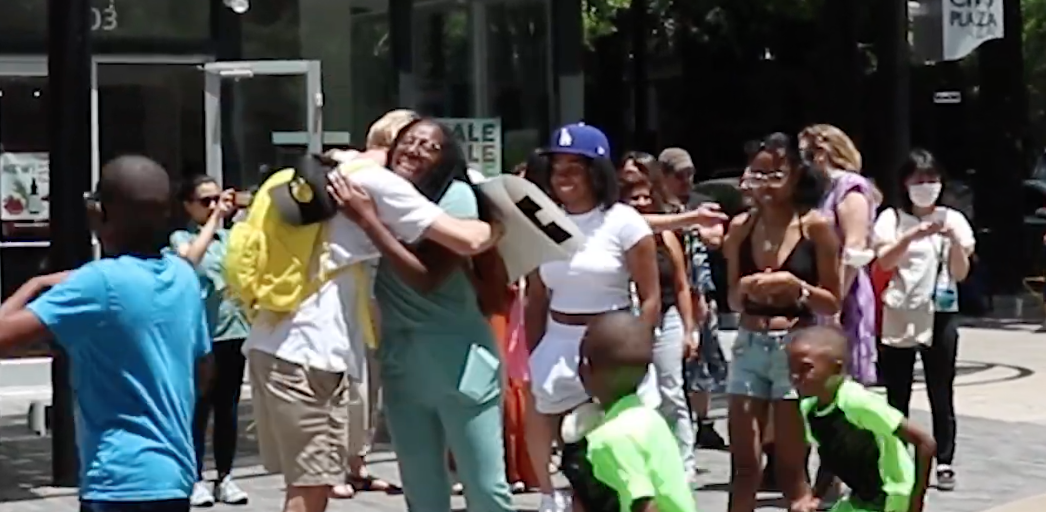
[329,483,355,500]
[347,474,403,495]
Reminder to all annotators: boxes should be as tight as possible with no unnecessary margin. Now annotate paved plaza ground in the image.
[2,322,1045,511]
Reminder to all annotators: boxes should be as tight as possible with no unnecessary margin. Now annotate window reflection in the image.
[350,0,395,143]
[0,0,209,43]
[415,2,472,117]
[485,0,550,166]
[0,76,50,357]
[0,77,49,242]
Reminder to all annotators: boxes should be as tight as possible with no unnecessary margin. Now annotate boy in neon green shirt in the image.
[561,311,695,512]
[787,326,936,512]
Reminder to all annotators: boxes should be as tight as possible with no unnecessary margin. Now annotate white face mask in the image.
[907,182,942,208]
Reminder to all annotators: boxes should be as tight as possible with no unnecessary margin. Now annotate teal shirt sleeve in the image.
[170,229,192,250]
[439,181,479,220]
[589,436,656,510]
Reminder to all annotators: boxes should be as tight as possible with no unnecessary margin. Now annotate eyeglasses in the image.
[747,170,788,183]
[83,191,99,208]
[196,195,219,207]
[399,136,442,154]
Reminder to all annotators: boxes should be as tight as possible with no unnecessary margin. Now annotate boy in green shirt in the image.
[561,311,696,512]
[787,326,936,512]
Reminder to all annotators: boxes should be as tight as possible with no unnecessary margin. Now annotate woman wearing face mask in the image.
[872,149,974,492]
[525,123,662,512]
[799,124,877,386]
[619,170,699,479]
[171,176,251,507]
[723,133,840,512]
[798,124,877,503]
[328,117,515,512]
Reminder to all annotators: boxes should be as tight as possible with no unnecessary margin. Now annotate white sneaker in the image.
[538,492,570,512]
[190,481,215,508]
[215,475,249,505]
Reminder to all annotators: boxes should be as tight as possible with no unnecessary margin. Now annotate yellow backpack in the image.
[224,159,377,347]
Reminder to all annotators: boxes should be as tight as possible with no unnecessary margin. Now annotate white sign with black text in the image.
[943,0,1003,61]
[477,175,585,281]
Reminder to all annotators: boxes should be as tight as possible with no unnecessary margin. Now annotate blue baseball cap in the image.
[544,123,610,159]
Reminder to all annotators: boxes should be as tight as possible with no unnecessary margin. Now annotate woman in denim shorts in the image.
[721,133,841,512]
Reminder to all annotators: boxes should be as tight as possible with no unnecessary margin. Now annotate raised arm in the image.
[328,172,466,292]
[0,273,66,350]
[174,189,234,266]
[340,168,500,257]
[641,203,727,233]
[424,215,500,256]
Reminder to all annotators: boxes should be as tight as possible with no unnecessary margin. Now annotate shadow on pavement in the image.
[0,402,265,503]
[958,317,1042,331]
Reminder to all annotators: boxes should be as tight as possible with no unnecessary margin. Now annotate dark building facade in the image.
[0,0,587,361]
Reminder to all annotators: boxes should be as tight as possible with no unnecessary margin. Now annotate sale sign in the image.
[439,118,503,178]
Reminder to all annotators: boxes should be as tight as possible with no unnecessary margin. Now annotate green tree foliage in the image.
[581,0,822,53]
[1024,0,1046,139]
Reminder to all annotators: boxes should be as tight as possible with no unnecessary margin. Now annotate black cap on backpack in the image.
[270,153,339,226]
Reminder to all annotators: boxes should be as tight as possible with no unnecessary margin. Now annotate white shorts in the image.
[529,320,660,415]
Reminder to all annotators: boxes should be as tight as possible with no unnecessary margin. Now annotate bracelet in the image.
[796,283,811,306]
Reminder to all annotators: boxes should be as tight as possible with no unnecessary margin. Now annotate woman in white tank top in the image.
[523,123,662,512]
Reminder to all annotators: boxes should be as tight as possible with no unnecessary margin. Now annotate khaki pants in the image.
[347,349,383,458]
[249,350,349,487]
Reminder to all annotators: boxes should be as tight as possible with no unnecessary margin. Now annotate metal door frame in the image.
[202,60,323,187]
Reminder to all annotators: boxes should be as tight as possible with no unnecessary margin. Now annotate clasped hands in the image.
[739,268,805,305]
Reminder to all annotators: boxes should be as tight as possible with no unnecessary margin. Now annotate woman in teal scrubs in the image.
[171,176,251,507]
[332,117,513,512]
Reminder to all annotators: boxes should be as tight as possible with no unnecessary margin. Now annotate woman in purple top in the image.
[799,124,877,385]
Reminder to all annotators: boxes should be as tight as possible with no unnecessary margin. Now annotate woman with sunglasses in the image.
[171,175,251,507]
[722,134,840,512]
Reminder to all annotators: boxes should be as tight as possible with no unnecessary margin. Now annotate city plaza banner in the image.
[477,175,585,281]
[439,118,503,178]
[911,0,1004,63]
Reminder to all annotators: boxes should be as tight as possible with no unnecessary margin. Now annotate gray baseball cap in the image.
[658,148,695,175]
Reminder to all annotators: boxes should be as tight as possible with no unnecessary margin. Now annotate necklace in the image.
[757,221,782,253]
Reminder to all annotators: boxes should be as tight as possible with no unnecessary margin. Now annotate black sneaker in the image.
[694,421,728,450]
[936,465,956,491]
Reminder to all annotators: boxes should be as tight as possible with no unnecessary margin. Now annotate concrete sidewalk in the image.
[2,325,1045,511]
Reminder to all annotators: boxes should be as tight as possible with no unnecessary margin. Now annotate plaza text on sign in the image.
[943,0,1003,61]
[948,0,998,29]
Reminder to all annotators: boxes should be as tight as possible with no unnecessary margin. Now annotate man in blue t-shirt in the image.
[0,156,212,512]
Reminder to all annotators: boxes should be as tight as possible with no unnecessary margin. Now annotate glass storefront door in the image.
[0,60,50,357]
[94,57,207,228]
[202,60,323,191]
